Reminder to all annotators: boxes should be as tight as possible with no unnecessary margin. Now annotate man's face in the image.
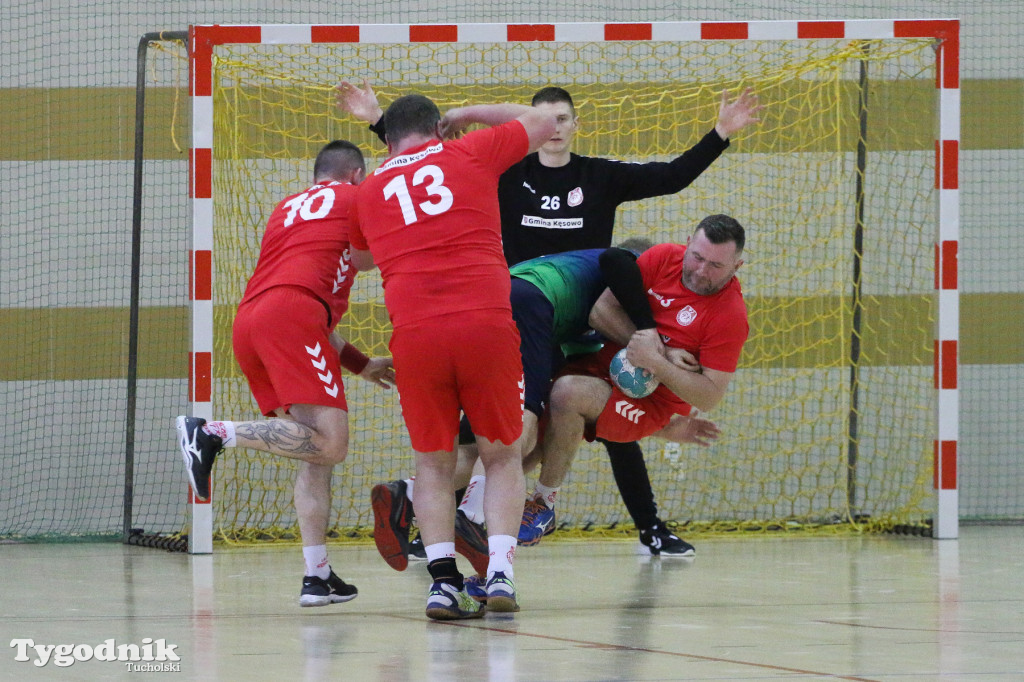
[533,100,578,155]
[681,229,743,296]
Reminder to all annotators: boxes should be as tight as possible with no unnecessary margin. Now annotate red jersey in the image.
[240,181,358,325]
[638,242,748,373]
[350,121,529,329]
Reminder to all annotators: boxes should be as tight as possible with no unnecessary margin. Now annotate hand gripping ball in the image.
[609,348,660,399]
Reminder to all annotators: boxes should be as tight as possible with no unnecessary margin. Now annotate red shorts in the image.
[559,345,691,443]
[390,312,523,453]
[232,286,348,416]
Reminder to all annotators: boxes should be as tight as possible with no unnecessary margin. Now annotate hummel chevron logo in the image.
[305,342,339,398]
[333,252,351,293]
[614,400,646,424]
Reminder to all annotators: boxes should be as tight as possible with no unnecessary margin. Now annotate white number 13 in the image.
[382,164,454,226]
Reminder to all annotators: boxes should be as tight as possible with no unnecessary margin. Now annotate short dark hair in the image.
[313,140,364,181]
[381,94,441,145]
[615,237,654,256]
[531,86,575,114]
[695,214,745,254]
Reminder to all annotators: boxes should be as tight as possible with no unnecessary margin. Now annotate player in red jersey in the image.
[175,140,395,607]
[349,94,556,620]
[535,214,748,549]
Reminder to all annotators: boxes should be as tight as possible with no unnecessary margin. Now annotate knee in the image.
[547,376,577,413]
[549,375,596,416]
[314,430,349,466]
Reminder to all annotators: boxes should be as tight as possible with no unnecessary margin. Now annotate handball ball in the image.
[609,348,659,399]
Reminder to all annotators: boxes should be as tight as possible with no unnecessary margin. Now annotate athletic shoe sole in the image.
[638,542,696,559]
[425,604,486,620]
[485,593,519,613]
[454,510,490,577]
[299,592,358,607]
[371,483,411,571]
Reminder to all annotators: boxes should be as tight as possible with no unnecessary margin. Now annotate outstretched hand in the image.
[714,87,765,140]
[360,357,396,389]
[655,414,721,446]
[336,79,383,124]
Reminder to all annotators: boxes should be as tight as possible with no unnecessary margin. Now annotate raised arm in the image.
[441,104,557,151]
[336,79,387,144]
[600,88,766,203]
[713,87,764,141]
[336,79,383,125]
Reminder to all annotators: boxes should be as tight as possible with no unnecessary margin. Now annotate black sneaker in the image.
[408,532,427,561]
[454,510,490,578]
[175,416,223,502]
[639,523,695,558]
[371,480,414,571]
[300,569,358,607]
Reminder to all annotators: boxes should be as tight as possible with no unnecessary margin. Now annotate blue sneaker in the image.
[425,581,485,621]
[484,571,519,613]
[464,574,487,603]
[517,498,555,546]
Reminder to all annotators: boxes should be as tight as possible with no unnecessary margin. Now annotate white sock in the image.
[458,475,487,524]
[202,420,236,447]
[404,477,415,502]
[487,535,516,579]
[533,483,559,508]
[302,544,331,579]
[425,542,456,563]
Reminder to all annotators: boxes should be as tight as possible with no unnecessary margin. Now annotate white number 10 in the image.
[382,164,454,226]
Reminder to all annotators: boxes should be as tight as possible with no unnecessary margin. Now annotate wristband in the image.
[339,343,371,375]
[368,119,387,145]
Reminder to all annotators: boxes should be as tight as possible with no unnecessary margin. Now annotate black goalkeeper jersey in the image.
[498,128,729,265]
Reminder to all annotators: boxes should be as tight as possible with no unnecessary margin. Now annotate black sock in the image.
[427,557,463,590]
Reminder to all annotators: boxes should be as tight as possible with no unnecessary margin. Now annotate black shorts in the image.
[458,276,563,444]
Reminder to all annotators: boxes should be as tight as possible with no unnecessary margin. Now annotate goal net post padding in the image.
[187,20,959,550]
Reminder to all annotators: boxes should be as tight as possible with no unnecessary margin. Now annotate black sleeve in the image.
[599,248,657,330]
[605,127,730,204]
[368,118,387,145]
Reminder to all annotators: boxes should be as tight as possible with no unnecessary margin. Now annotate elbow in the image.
[690,389,725,414]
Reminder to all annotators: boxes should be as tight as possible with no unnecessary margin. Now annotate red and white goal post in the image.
[186,19,959,554]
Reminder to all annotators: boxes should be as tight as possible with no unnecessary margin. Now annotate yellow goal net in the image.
[192,23,945,544]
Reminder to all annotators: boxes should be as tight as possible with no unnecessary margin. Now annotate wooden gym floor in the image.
[2,525,1022,681]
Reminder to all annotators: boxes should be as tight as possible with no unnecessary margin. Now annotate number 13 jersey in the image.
[350,121,530,329]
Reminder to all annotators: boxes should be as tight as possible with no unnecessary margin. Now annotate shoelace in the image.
[522,499,546,523]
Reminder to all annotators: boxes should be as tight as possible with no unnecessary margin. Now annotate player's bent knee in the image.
[549,375,609,419]
[315,432,349,466]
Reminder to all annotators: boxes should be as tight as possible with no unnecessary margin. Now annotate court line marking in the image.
[433,618,881,681]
